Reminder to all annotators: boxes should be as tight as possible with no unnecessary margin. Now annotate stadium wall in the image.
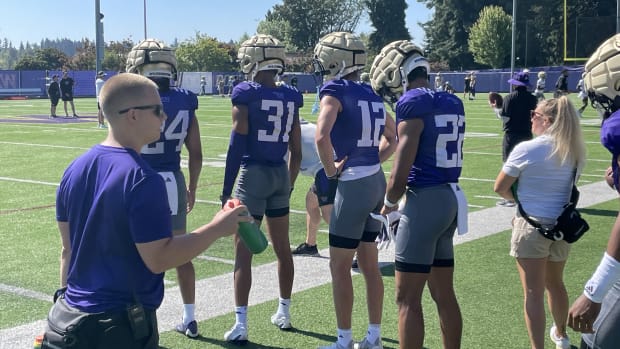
[0,67,585,98]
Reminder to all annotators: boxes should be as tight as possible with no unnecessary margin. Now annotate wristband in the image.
[326,169,340,179]
[584,252,620,303]
[384,195,398,208]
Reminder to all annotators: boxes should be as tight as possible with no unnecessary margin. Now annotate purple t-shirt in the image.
[319,79,385,169]
[232,81,303,166]
[56,145,172,312]
[141,87,199,171]
[396,88,465,187]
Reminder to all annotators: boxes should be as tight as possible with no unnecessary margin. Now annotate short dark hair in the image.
[407,67,428,82]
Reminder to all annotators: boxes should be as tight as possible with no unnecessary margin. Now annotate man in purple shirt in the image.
[126,38,203,338]
[221,34,302,344]
[44,73,249,349]
[371,40,466,349]
[314,31,397,349]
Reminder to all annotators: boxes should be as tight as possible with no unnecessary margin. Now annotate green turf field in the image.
[0,93,614,348]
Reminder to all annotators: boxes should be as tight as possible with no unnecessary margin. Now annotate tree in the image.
[256,18,296,51]
[70,39,96,70]
[14,47,67,70]
[365,0,410,54]
[175,33,237,72]
[267,0,365,52]
[468,6,511,68]
[104,39,135,72]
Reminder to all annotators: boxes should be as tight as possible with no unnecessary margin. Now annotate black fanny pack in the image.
[518,182,589,244]
[42,294,154,348]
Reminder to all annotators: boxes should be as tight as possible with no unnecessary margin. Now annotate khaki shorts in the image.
[510,215,570,262]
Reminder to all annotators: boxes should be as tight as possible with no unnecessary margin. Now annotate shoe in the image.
[354,336,383,349]
[352,259,359,269]
[271,312,292,330]
[224,323,248,343]
[319,341,353,349]
[292,242,319,256]
[175,320,199,338]
[496,199,515,207]
[549,325,570,349]
[72,114,79,118]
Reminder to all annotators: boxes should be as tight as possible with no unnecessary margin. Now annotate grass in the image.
[0,92,615,348]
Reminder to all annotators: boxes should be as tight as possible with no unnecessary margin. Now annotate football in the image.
[488,92,503,108]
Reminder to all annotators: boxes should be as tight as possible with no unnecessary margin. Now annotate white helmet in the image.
[237,34,285,78]
[584,33,620,114]
[313,32,367,79]
[369,40,429,107]
[126,38,177,79]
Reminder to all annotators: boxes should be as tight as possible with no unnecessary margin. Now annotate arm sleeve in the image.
[222,131,248,197]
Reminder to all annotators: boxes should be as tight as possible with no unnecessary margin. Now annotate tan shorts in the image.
[510,215,570,262]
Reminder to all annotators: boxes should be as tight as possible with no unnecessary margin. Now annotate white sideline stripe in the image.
[0,176,58,186]
[0,141,88,151]
[468,151,501,156]
[1,181,616,348]
[460,177,495,182]
[196,255,235,265]
[194,199,307,216]
[0,283,51,303]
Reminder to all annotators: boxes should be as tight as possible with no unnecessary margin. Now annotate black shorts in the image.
[311,168,338,206]
[62,93,73,102]
[50,97,59,107]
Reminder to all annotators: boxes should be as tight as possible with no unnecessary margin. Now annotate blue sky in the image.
[0,0,431,47]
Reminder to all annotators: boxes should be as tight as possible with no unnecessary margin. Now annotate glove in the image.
[370,211,401,250]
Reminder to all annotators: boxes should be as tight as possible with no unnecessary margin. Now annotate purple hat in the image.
[507,72,530,87]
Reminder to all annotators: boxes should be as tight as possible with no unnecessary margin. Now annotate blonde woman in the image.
[494,96,586,349]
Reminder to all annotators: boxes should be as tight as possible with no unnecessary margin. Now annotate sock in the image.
[366,323,381,344]
[277,297,290,315]
[235,306,247,325]
[183,304,195,325]
[337,328,352,347]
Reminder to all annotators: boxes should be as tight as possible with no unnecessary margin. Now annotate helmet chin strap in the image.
[400,67,407,92]
[335,60,346,80]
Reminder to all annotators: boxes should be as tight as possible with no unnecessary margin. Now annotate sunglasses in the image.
[530,110,545,121]
[118,104,164,118]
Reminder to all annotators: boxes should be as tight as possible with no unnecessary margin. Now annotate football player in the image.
[314,31,397,349]
[220,34,302,343]
[370,40,466,349]
[568,33,620,349]
[126,39,203,338]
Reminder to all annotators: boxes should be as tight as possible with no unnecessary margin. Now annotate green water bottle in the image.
[225,199,268,254]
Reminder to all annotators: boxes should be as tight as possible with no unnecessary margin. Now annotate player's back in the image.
[233,81,303,166]
[396,88,465,187]
[141,87,198,171]
[320,79,385,169]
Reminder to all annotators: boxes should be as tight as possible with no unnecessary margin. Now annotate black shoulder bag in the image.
[517,169,589,243]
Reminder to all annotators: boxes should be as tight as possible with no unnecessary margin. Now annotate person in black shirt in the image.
[554,69,569,98]
[496,71,538,206]
[60,71,78,117]
[47,75,61,118]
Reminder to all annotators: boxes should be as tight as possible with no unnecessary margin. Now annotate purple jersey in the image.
[56,145,172,312]
[141,87,198,171]
[232,81,303,166]
[396,88,465,187]
[319,79,385,168]
[601,110,620,192]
